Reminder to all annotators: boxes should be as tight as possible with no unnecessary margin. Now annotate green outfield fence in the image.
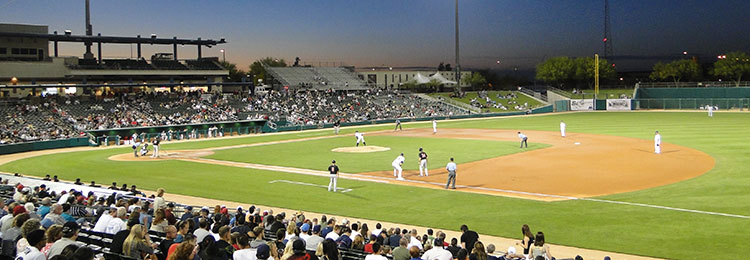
[0,137,91,155]
[635,98,750,110]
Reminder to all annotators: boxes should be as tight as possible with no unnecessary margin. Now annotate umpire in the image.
[445,158,457,189]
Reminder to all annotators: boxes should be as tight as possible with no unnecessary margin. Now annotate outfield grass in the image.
[2,112,750,259]
[429,91,543,112]
[207,136,547,173]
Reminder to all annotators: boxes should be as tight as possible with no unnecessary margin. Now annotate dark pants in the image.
[395,123,402,130]
[446,171,456,189]
[520,137,528,148]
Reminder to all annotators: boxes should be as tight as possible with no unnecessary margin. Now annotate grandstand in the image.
[265,66,369,91]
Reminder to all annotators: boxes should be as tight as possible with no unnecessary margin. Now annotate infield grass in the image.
[2,112,750,259]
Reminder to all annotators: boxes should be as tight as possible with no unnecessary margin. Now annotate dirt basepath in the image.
[364,128,714,200]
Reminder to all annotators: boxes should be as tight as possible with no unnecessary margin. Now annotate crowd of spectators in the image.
[0,175,566,260]
[0,87,465,144]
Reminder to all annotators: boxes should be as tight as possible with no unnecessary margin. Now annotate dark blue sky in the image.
[2,0,748,71]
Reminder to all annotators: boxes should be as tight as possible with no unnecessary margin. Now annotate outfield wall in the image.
[0,137,91,155]
[635,87,750,109]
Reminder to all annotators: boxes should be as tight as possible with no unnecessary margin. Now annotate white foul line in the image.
[269,180,352,193]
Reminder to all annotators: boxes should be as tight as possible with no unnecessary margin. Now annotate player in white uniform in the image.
[392,153,405,180]
[654,131,661,154]
[354,131,366,147]
[432,119,437,134]
[708,105,714,117]
[140,143,149,156]
[131,133,138,145]
[560,121,566,137]
[418,148,429,176]
[518,132,528,148]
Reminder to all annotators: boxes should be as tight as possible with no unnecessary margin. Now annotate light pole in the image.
[220,49,225,63]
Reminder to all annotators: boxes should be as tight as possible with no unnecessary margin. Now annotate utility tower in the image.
[603,0,613,59]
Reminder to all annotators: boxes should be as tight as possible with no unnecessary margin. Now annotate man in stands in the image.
[392,237,410,260]
[407,229,423,251]
[365,241,387,260]
[93,207,116,232]
[159,225,178,257]
[193,218,211,242]
[306,225,324,252]
[17,229,46,260]
[215,226,235,259]
[388,227,402,248]
[335,226,352,249]
[36,198,52,219]
[105,207,128,234]
[325,225,341,241]
[422,239,452,260]
[288,239,310,260]
[233,233,255,260]
[320,219,335,237]
[42,204,65,227]
[250,226,266,248]
[460,224,479,252]
[47,221,79,257]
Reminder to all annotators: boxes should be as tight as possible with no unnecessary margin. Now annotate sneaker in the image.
[396,177,405,180]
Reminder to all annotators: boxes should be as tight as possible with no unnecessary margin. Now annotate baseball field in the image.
[1,111,749,259]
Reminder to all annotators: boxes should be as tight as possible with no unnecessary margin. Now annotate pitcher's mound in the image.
[332,146,391,153]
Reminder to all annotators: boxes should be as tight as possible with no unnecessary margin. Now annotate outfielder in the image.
[392,153,405,180]
[654,131,661,154]
[560,121,566,137]
[518,132,528,148]
[328,160,339,192]
[418,147,429,176]
[432,119,437,134]
[708,105,714,117]
[151,138,160,158]
[354,131,366,147]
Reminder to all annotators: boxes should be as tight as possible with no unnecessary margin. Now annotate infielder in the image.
[518,131,528,148]
[333,121,341,135]
[395,119,402,131]
[132,142,140,157]
[432,119,437,134]
[328,160,339,192]
[151,138,160,158]
[445,157,457,189]
[560,121,566,137]
[654,130,661,154]
[354,131,366,147]
[418,147,429,176]
[392,153,405,180]
[708,105,714,117]
[131,133,138,145]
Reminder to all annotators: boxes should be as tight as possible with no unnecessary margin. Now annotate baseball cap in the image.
[292,239,306,254]
[26,229,46,246]
[256,244,271,259]
[12,205,26,216]
[300,223,310,232]
[332,160,336,163]
[62,221,80,236]
[313,225,321,233]
[507,246,517,255]
[185,206,193,211]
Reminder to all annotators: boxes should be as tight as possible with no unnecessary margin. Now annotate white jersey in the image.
[355,132,364,139]
[560,122,566,131]
[392,156,405,166]
[432,120,437,128]
[654,134,661,145]
[518,133,527,139]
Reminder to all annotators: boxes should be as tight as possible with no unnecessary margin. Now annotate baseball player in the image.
[418,147,429,176]
[708,105,714,117]
[140,143,149,156]
[432,119,437,134]
[132,142,140,157]
[392,153,405,180]
[445,157,457,189]
[328,160,339,192]
[333,121,341,135]
[560,121,566,137]
[354,131,366,147]
[518,131,528,148]
[654,130,661,154]
[131,133,138,145]
[395,119,402,131]
[151,138,160,158]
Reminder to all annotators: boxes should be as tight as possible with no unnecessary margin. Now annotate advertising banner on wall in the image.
[570,99,594,110]
[606,99,631,110]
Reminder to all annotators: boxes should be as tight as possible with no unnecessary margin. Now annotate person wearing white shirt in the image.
[708,105,714,117]
[325,225,341,241]
[432,119,437,134]
[93,208,116,232]
[445,158,457,189]
[559,121,566,137]
[654,131,661,154]
[105,207,128,234]
[233,234,257,260]
[355,131,367,147]
[17,229,46,260]
[518,132,528,148]
[407,231,423,251]
[392,153,405,180]
[364,243,388,260]
[422,239,453,260]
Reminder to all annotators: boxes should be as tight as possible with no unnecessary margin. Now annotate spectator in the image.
[93,207,116,232]
[151,208,169,233]
[446,238,460,258]
[459,225,478,252]
[364,243,387,260]
[42,204,65,227]
[250,227,266,248]
[72,247,96,260]
[393,237,410,260]
[16,218,41,253]
[36,198,52,219]
[169,241,198,260]
[516,224,534,259]
[47,221,79,257]
[469,241,487,260]
[409,246,422,260]
[529,232,553,260]
[455,248,468,260]
[233,233,255,260]
[351,234,364,251]
[408,229,423,251]
[160,225,178,257]
[305,225,324,252]
[256,243,271,260]
[41,224,63,256]
[287,239,310,260]
[123,224,156,259]
[485,244,498,260]
[175,220,189,243]
[154,188,167,210]
[105,207,128,234]
[422,239,452,260]
[335,227,352,249]
[388,228,402,248]
[194,218,211,243]
[111,215,141,254]
[215,225,236,259]
[320,240,339,260]
[16,229,46,260]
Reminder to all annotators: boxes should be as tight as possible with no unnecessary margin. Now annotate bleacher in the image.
[151,60,189,70]
[265,66,369,90]
[186,58,224,70]
[103,59,154,70]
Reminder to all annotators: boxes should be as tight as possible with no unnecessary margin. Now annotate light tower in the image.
[603,0,613,59]
[83,0,94,59]
[455,0,461,88]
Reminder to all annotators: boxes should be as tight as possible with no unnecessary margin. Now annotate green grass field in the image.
[2,112,750,259]
[428,91,543,112]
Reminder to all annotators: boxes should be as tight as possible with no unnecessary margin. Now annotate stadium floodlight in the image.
[64,30,72,35]
[151,34,157,39]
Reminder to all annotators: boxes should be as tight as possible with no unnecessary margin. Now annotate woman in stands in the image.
[122,224,156,259]
[320,239,340,260]
[150,209,168,233]
[529,232,553,260]
[169,241,198,260]
[42,224,63,256]
[351,234,365,250]
[469,241,487,260]
[516,224,534,259]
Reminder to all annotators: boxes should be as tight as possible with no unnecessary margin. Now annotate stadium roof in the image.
[0,31,226,47]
